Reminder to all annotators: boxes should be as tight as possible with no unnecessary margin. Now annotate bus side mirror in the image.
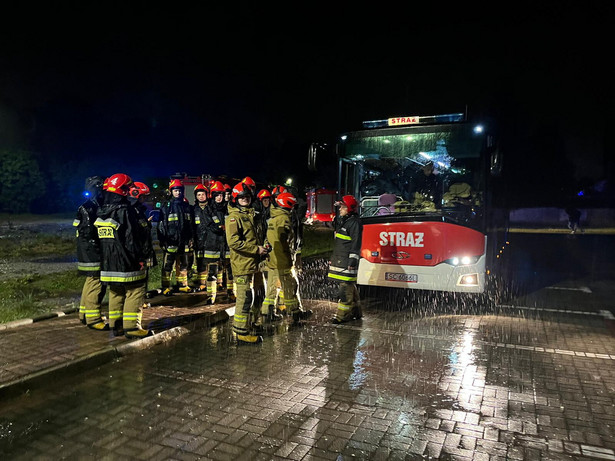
[490,148,503,177]
[308,143,318,171]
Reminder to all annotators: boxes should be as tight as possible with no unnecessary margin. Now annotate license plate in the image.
[385,272,418,283]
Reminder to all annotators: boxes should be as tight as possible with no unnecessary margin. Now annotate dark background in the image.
[1,1,613,212]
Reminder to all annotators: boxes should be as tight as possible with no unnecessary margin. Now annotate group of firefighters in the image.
[74,173,363,343]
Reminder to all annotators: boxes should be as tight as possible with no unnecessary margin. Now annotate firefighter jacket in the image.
[265,206,294,271]
[328,212,363,282]
[94,192,148,284]
[157,197,194,253]
[132,200,157,267]
[225,203,260,275]
[74,197,103,275]
[194,200,226,259]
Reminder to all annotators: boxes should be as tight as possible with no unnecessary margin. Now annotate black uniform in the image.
[157,195,194,291]
[95,191,149,331]
[74,180,107,326]
[328,211,363,322]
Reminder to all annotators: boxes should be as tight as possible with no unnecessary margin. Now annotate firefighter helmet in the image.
[104,173,133,196]
[335,195,359,213]
[169,179,184,190]
[209,181,225,195]
[194,183,208,200]
[257,189,272,200]
[84,176,104,198]
[232,182,252,202]
[130,181,150,198]
[241,176,256,191]
[274,192,297,210]
[272,185,287,197]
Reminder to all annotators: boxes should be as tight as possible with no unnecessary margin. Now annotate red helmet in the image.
[335,195,359,213]
[272,185,287,197]
[232,182,252,201]
[130,181,150,198]
[194,183,208,200]
[104,173,133,196]
[223,183,232,192]
[257,189,272,200]
[242,176,256,190]
[169,179,184,190]
[209,181,225,195]
[275,192,297,210]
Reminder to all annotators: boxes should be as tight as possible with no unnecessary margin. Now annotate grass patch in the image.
[0,271,84,323]
[301,225,334,258]
[0,231,75,259]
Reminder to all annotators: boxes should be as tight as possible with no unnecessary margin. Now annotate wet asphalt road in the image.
[0,233,614,460]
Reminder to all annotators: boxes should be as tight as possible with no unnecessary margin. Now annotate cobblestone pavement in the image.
[1,296,614,460]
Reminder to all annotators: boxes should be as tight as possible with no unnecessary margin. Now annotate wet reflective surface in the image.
[0,233,614,460]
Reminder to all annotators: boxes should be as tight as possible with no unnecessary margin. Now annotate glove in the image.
[139,261,146,271]
[347,258,358,271]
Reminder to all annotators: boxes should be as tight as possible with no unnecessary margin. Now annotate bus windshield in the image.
[340,123,486,228]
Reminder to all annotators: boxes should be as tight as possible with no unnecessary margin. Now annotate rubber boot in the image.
[112,319,124,337]
[292,309,313,324]
[125,328,154,339]
[207,279,217,305]
[264,305,282,323]
[87,320,109,331]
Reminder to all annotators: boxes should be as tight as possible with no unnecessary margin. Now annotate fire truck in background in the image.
[305,187,336,226]
[309,112,507,295]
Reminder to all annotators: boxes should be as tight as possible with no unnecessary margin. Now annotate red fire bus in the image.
[310,113,505,294]
[305,187,336,225]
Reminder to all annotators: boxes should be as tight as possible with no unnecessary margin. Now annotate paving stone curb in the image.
[0,306,79,331]
[0,308,231,401]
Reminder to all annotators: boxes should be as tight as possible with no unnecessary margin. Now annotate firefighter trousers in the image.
[161,251,191,287]
[80,275,107,325]
[232,273,264,335]
[108,281,146,329]
[335,281,361,321]
[262,268,300,316]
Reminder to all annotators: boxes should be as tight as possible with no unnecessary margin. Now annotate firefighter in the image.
[129,182,157,298]
[157,179,195,295]
[95,173,152,338]
[195,181,227,302]
[221,183,235,300]
[225,182,269,343]
[263,192,313,323]
[74,175,107,329]
[243,177,266,327]
[257,188,272,221]
[328,195,363,323]
[192,183,210,292]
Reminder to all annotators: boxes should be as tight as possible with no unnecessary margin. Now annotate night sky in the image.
[1,2,613,201]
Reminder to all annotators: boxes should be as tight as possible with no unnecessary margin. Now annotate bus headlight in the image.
[444,256,478,266]
[457,273,479,286]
